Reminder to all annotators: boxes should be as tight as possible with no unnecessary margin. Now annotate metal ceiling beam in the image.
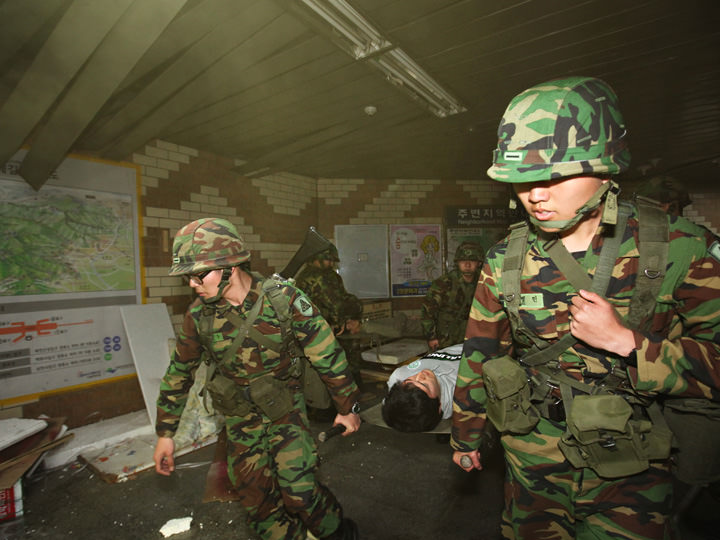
[0,0,133,174]
[19,0,189,191]
[102,12,306,161]
[85,0,274,153]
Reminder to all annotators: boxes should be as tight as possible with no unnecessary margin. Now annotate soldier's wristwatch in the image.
[350,402,360,414]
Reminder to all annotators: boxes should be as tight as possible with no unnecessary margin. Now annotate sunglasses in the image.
[186,269,213,285]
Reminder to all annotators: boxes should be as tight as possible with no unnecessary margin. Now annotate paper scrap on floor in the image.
[160,516,192,537]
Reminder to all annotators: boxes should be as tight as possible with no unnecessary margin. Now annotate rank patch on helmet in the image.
[293,295,314,316]
[709,241,720,263]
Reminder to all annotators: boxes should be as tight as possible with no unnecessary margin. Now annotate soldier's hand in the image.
[453,450,482,471]
[345,319,361,334]
[153,437,176,476]
[570,289,636,357]
[334,412,361,434]
[427,339,439,351]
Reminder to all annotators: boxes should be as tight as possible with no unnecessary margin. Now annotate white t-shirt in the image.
[386,344,462,419]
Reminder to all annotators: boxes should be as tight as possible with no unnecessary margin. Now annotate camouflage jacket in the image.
[452,206,720,453]
[420,268,476,347]
[295,265,363,331]
[156,274,360,437]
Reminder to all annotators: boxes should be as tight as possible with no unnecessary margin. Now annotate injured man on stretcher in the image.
[378,344,461,432]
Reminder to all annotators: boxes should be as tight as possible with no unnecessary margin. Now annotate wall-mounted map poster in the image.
[0,151,141,405]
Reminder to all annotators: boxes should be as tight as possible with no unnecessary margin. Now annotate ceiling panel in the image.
[0,0,717,189]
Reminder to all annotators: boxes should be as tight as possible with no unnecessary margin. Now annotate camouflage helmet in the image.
[635,175,691,210]
[314,243,340,262]
[454,241,484,262]
[487,76,631,183]
[169,217,250,276]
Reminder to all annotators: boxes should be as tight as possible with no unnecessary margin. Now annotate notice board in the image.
[335,224,389,299]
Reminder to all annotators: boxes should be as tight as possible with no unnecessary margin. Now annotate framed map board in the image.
[0,151,142,405]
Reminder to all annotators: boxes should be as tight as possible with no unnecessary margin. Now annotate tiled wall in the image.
[134,140,720,334]
[685,193,720,235]
[134,140,515,331]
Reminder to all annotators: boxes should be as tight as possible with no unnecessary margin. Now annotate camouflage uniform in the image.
[634,175,692,217]
[296,246,364,381]
[156,219,360,540]
[420,268,476,349]
[295,265,363,333]
[451,77,720,539]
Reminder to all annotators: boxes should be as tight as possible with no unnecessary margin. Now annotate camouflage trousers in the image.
[225,392,342,540]
[500,417,674,540]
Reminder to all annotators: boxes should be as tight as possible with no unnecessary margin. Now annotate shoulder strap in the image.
[221,293,266,363]
[626,200,669,331]
[502,221,541,347]
[505,205,631,367]
[249,278,305,365]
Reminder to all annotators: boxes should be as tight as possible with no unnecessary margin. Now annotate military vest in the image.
[197,273,332,412]
[498,199,720,483]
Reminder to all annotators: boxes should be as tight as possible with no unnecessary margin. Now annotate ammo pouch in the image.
[483,355,540,434]
[249,375,296,421]
[301,357,332,409]
[205,372,252,417]
[662,398,720,484]
[205,371,296,421]
[558,394,672,478]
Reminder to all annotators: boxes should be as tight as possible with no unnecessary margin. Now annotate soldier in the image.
[295,243,363,336]
[295,243,365,401]
[634,175,692,217]
[420,241,484,351]
[451,76,720,539]
[152,218,361,540]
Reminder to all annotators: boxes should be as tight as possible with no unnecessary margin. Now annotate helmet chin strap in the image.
[528,180,620,232]
[202,268,233,304]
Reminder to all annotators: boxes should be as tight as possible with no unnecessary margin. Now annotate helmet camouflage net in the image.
[636,175,691,208]
[487,76,631,183]
[169,217,250,276]
[454,241,484,262]
[314,243,340,262]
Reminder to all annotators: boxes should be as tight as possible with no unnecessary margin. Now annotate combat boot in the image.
[323,517,359,540]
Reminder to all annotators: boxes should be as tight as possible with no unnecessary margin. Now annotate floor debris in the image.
[159,516,192,537]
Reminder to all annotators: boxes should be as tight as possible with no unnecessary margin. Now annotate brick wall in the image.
[135,141,720,332]
[134,141,516,330]
[685,193,720,235]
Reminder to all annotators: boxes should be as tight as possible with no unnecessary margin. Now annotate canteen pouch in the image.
[249,375,295,421]
[301,357,332,409]
[558,394,669,478]
[482,355,539,434]
[205,372,251,417]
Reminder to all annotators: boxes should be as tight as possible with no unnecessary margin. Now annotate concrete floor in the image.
[7,376,719,540]
[14,418,506,540]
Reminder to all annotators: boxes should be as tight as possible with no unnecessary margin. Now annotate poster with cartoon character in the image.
[389,224,442,297]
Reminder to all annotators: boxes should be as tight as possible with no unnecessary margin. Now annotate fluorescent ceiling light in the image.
[299,0,391,59]
[298,0,466,118]
[370,49,467,118]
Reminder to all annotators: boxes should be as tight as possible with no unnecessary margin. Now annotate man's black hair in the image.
[381,382,441,432]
